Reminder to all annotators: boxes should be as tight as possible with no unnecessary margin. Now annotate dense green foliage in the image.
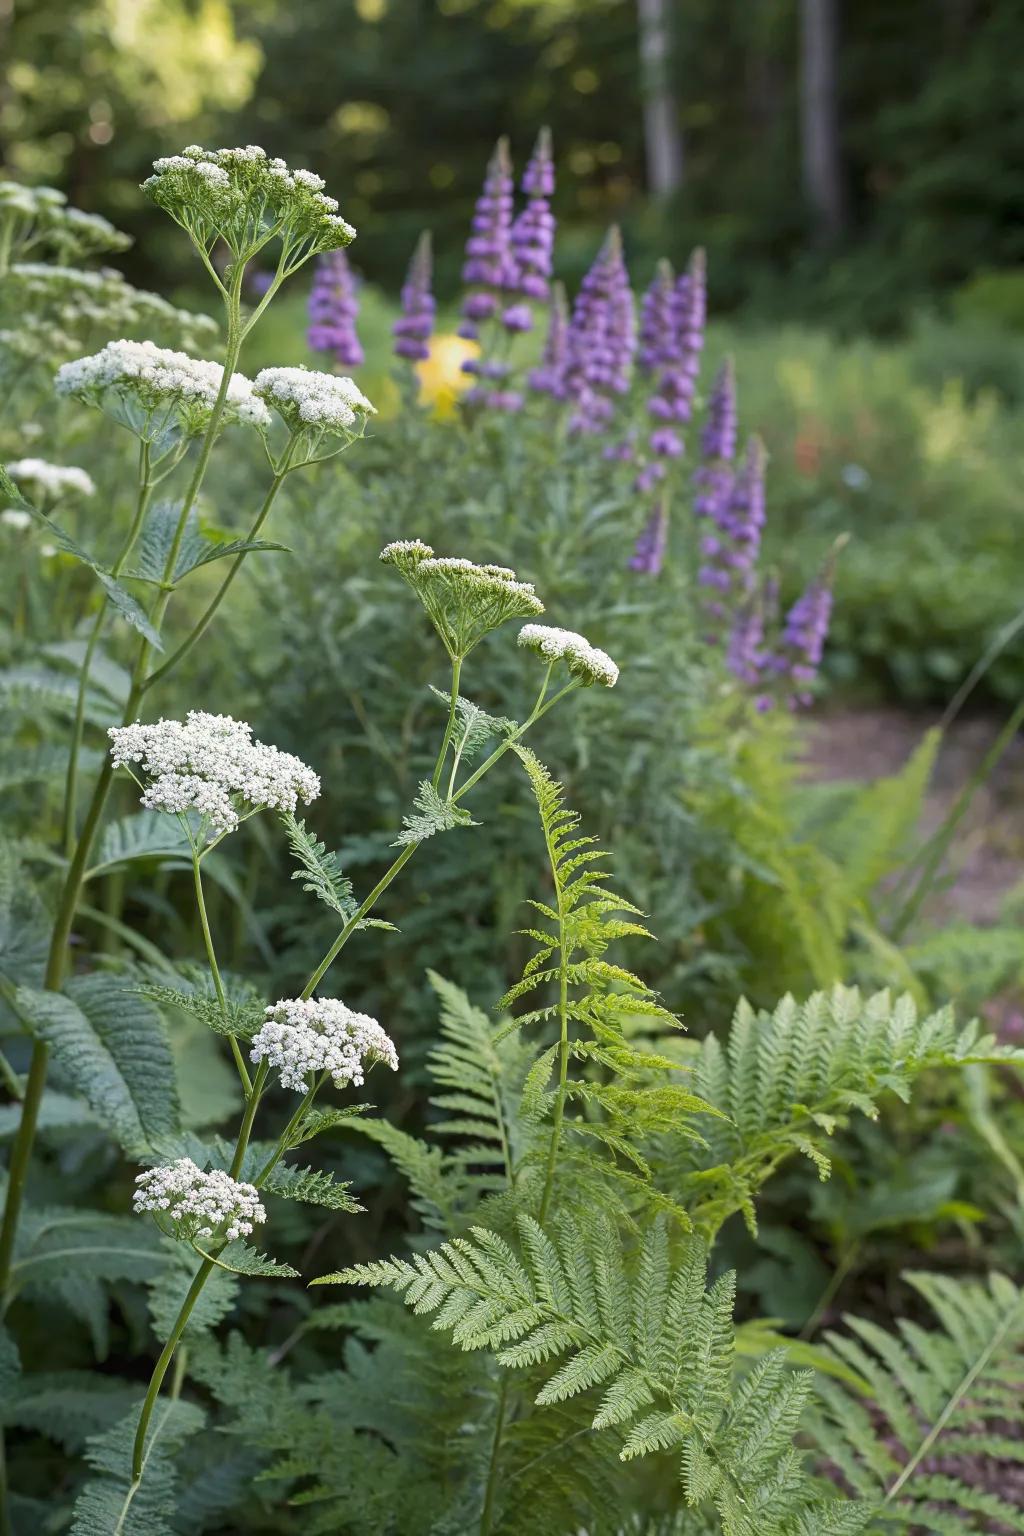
[1,139,1023,1536]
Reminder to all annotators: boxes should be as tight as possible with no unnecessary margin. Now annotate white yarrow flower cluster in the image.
[251,998,399,1093]
[55,339,270,436]
[379,538,434,570]
[6,458,95,500]
[518,624,620,688]
[254,366,375,437]
[108,711,320,835]
[133,1158,265,1242]
[143,145,355,258]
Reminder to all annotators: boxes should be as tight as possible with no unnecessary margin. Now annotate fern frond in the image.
[70,1399,205,1536]
[394,780,479,846]
[808,1269,1024,1532]
[320,1213,866,1533]
[264,1162,364,1213]
[281,810,357,919]
[676,984,1024,1238]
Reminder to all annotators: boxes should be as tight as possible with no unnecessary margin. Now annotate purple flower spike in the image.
[721,437,767,571]
[775,539,845,706]
[308,248,363,368]
[629,500,668,575]
[511,126,556,303]
[501,302,533,334]
[529,281,570,398]
[393,232,435,364]
[701,357,737,462]
[565,227,635,434]
[726,597,768,685]
[461,138,518,313]
[638,260,676,373]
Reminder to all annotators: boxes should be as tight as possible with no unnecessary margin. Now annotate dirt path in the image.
[802,707,1024,926]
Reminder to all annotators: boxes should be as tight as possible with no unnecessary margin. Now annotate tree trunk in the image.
[799,0,845,243]
[637,0,684,198]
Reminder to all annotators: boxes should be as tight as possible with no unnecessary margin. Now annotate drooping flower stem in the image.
[63,440,155,859]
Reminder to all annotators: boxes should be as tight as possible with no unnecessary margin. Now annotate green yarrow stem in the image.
[128,665,581,1487]
[0,267,254,1306]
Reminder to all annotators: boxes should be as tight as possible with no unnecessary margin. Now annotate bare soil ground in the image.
[802,707,1024,926]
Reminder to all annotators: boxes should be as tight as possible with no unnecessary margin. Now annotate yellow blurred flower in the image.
[415,333,480,418]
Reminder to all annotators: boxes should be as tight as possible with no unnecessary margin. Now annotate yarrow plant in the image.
[133,1158,266,1243]
[5,457,95,503]
[251,998,399,1091]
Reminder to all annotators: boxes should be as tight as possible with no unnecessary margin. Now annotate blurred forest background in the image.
[4,0,1023,330]
[4,0,1024,707]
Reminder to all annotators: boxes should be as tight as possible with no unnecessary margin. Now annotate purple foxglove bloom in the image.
[529,281,570,397]
[638,260,676,373]
[720,437,766,573]
[501,302,533,334]
[565,227,635,434]
[777,560,837,705]
[701,357,737,462]
[643,247,705,429]
[634,461,667,493]
[460,138,518,338]
[649,426,683,458]
[629,500,668,575]
[726,597,767,685]
[393,232,435,364]
[511,127,555,303]
[308,248,363,368]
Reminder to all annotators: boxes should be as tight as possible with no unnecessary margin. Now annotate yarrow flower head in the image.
[142,144,355,269]
[393,232,436,363]
[0,181,131,268]
[254,366,375,449]
[133,1158,265,1243]
[251,998,399,1093]
[381,540,543,658]
[5,458,95,503]
[108,711,319,838]
[518,623,619,688]
[6,263,218,360]
[307,247,363,367]
[55,339,270,448]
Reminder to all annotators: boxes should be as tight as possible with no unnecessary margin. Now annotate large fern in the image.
[671,985,1024,1239]
[320,1213,868,1535]
[807,1269,1024,1532]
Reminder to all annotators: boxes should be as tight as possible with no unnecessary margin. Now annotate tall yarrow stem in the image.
[0,242,274,1302]
[129,648,593,1468]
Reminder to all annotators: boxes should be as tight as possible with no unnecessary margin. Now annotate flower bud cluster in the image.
[254,366,375,439]
[251,998,399,1093]
[55,339,269,441]
[108,710,320,835]
[133,1158,265,1242]
[5,265,217,362]
[143,145,355,262]
[6,458,95,502]
[381,540,544,658]
[518,623,619,688]
[0,181,131,264]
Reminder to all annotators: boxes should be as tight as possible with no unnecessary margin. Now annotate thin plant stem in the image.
[300,669,569,1001]
[130,1057,269,1482]
[799,1242,860,1341]
[0,277,246,1308]
[143,434,299,693]
[537,799,570,1228]
[479,1376,511,1536]
[192,847,251,1093]
[63,439,155,857]
[888,695,1024,941]
[431,654,462,788]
